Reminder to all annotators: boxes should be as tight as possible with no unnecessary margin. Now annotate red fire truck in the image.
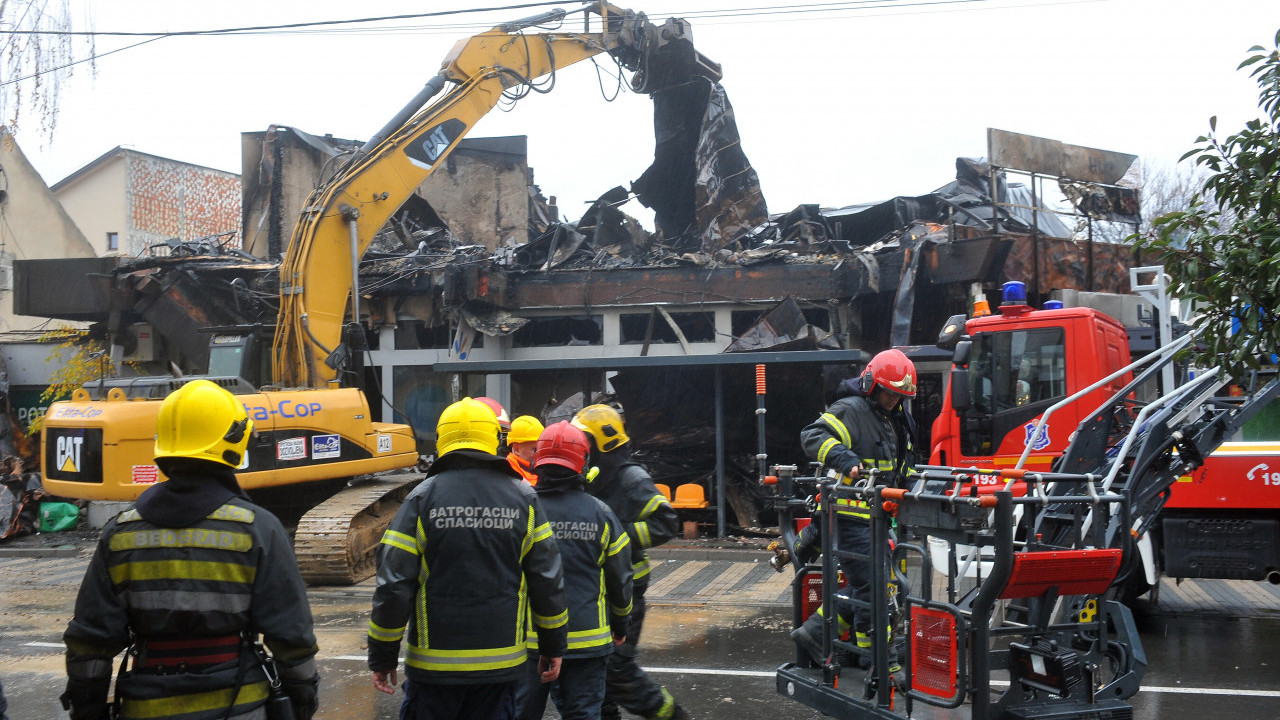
[929,279,1280,594]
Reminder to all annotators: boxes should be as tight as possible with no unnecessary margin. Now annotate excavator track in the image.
[293,473,424,585]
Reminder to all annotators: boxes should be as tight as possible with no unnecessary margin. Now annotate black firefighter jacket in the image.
[528,465,633,658]
[588,449,679,586]
[63,464,319,720]
[799,389,915,520]
[368,450,568,685]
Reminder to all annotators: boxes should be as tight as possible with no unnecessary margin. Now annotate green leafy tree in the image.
[28,324,108,433]
[1136,31,1280,379]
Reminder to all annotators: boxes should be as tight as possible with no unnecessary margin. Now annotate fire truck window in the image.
[967,328,1066,413]
[961,327,1066,457]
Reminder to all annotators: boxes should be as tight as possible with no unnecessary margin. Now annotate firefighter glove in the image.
[283,673,320,720]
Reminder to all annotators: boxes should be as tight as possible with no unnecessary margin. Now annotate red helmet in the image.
[474,397,511,430]
[533,421,590,472]
[860,349,917,398]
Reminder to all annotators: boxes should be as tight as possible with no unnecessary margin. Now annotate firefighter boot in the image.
[790,613,826,666]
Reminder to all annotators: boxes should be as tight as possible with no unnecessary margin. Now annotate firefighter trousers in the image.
[601,582,678,720]
[516,656,607,720]
[400,678,517,720]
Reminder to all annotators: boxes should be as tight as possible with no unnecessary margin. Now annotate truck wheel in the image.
[1118,571,1152,604]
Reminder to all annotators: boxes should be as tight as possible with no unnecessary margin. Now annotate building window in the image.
[620,311,716,344]
[512,316,602,348]
[106,232,119,252]
[732,307,830,337]
[394,320,484,350]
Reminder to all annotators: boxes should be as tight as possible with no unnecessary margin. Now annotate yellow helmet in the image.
[154,379,253,469]
[437,397,501,457]
[571,404,629,453]
[507,415,545,445]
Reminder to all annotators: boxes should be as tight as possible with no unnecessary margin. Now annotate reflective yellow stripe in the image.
[566,627,612,649]
[120,681,268,719]
[639,494,667,520]
[368,620,405,643]
[533,608,568,629]
[816,438,840,465]
[110,529,252,553]
[381,529,418,555]
[521,508,536,559]
[654,688,677,720]
[108,559,255,585]
[633,558,651,581]
[406,643,526,672]
[819,413,851,448]
[415,519,429,648]
[816,496,871,518]
[635,521,652,549]
[207,505,255,523]
[116,503,252,526]
[607,533,629,556]
[814,605,851,632]
[531,522,553,544]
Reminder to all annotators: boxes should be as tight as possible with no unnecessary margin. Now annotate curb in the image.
[0,545,81,558]
[649,544,771,563]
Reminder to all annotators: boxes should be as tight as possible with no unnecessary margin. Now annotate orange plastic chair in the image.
[671,483,710,509]
[655,483,672,501]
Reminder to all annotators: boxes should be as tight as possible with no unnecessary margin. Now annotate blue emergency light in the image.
[1002,281,1027,305]
[1043,300,1063,310]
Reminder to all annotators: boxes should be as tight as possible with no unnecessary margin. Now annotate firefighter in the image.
[516,421,633,720]
[507,415,545,485]
[369,397,568,720]
[792,349,917,674]
[62,379,320,720]
[571,404,687,720]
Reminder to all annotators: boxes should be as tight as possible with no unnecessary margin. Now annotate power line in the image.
[0,0,1078,88]
[5,0,1071,38]
[0,37,161,87]
[1,1,589,37]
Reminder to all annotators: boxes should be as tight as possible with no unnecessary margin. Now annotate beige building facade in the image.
[0,127,98,334]
[52,146,241,257]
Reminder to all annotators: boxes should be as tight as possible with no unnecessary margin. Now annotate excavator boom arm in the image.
[272,3,719,387]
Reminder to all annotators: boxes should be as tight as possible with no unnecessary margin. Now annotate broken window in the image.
[394,320,484,350]
[512,316,602,348]
[731,307,830,337]
[620,311,715,344]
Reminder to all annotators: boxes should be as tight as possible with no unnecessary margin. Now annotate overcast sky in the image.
[9,0,1280,228]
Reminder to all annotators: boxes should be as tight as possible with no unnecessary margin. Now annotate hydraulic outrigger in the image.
[769,345,1279,719]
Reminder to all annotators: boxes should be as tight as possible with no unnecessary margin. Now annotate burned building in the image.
[16,108,1148,532]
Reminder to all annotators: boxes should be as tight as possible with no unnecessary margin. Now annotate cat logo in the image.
[56,435,84,474]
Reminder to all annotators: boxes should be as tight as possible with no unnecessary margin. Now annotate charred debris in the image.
[70,81,1141,531]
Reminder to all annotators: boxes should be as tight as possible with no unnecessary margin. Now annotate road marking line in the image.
[330,655,1280,698]
[25,642,64,648]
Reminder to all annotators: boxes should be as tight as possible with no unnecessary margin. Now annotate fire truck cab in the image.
[930,282,1134,480]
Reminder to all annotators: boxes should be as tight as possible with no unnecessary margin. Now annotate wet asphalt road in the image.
[3,572,1280,720]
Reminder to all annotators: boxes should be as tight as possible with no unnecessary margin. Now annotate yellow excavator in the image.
[39,2,721,584]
